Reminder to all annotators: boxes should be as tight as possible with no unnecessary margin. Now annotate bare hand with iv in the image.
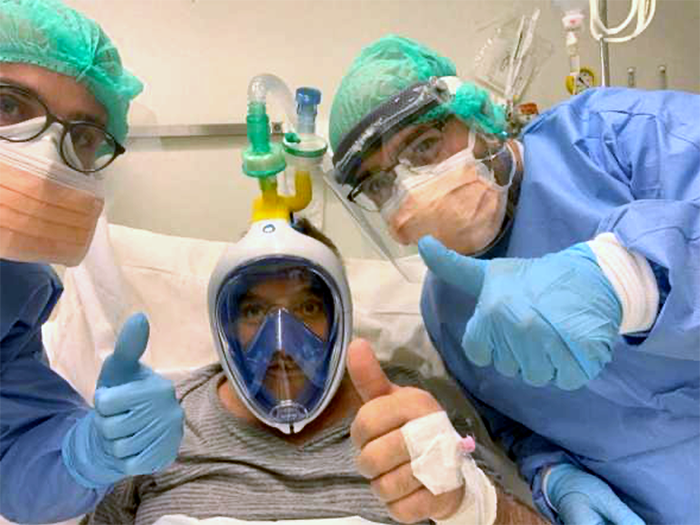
[347,338,487,524]
[61,313,185,488]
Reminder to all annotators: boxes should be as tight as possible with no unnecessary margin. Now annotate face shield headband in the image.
[332,79,452,188]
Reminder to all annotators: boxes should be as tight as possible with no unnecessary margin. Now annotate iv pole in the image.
[599,0,611,86]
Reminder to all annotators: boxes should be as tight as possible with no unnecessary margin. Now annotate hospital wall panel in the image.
[64,0,700,259]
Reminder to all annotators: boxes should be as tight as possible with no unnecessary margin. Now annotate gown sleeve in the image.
[0,260,110,523]
[594,98,699,358]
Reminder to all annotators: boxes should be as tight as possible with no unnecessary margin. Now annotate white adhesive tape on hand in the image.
[400,411,464,495]
[437,458,498,525]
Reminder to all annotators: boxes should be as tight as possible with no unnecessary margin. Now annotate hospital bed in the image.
[2,219,533,525]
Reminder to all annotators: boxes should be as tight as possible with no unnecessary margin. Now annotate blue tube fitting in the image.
[296,87,321,134]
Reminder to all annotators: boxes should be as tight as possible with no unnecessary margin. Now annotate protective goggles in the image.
[332,79,451,188]
[0,83,124,173]
[346,125,514,213]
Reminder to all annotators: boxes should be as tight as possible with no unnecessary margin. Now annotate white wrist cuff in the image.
[588,232,659,334]
[541,465,557,511]
[435,458,498,525]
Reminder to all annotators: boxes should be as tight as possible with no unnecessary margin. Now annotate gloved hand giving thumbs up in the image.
[62,313,184,488]
[418,236,622,390]
[347,339,467,523]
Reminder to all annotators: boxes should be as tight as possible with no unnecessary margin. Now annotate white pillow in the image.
[45,222,445,401]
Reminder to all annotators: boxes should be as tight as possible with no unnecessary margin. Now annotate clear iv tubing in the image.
[247,74,297,131]
[589,0,656,43]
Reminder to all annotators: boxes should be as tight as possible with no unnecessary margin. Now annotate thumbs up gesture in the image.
[62,313,185,488]
[347,339,464,523]
[418,235,622,390]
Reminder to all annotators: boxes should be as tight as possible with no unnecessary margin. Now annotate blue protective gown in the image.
[0,259,109,523]
[421,88,700,525]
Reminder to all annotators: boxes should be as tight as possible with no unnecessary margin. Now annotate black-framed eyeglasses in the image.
[0,83,125,174]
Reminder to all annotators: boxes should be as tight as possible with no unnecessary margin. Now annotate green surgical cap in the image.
[329,35,506,152]
[0,0,143,143]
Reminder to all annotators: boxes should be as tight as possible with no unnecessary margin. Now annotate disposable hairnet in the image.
[329,35,506,152]
[0,0,143,143]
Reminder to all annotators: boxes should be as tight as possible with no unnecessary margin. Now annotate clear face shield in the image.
[212,258,347,434]
[330,79,518,281]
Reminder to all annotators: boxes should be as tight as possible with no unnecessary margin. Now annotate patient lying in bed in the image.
[83,220,546,525]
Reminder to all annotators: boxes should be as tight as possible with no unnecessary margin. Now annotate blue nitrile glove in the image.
[545,464,646,525]
[62,313,184,488]
[418,236,622,390]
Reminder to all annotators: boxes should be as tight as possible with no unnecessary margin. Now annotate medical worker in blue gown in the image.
[328,35,699,525]
[0,1,184,522]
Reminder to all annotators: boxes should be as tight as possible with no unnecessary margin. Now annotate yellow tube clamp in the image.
[251,170,312,222]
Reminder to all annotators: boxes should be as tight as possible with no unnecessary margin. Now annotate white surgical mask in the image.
[0,119,105,266]
[379,144,514,255]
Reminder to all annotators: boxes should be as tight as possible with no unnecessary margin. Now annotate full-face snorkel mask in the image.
[214,75,350,433]
[208,219,352,434]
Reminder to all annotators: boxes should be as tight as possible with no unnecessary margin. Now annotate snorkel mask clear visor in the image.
[208,219,352,434]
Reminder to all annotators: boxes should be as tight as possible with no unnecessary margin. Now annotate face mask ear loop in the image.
[502,141,518,188]
[466,126,477,153]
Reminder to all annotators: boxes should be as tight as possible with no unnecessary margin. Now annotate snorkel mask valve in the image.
[243,75,315,221]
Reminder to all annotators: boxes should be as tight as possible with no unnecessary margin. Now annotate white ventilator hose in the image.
[589,0,656,43]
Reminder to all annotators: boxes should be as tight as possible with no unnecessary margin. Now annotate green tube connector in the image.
[242,101,286,178]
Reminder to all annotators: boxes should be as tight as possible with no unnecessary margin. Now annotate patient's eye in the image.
[294,297,325,321]
[240,301,267,323]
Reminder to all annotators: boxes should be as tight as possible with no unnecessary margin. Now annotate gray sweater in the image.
[83,363,497,525]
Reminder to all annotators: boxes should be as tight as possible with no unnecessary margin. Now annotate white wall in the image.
[65,0,700,258]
